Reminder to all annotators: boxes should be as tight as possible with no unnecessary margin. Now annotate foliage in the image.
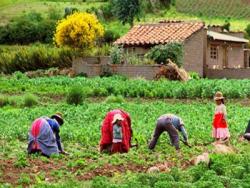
[1,79,250,186]
[222,18,231,32]
[54,12,104,49]
[2,75,250,99]
[176,0,250,19]
[146,42,184,67]
[66,86,84,105]
[111,0,141,27]
[0,95,10,107]
[189,72,200,80]
[245,24,250,38]
[105,95,125,103]
[110,45,123,64]
[23,94,38,107]
[103,29,120,44]
[0,44,74,74]
[64,7,79,18]
[0,12,60,44]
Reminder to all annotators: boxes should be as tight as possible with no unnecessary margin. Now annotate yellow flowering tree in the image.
[54,12,104,48]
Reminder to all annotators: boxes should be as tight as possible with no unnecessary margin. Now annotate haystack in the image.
[155,59,190,81]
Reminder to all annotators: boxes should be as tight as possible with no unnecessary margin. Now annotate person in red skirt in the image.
[100,109,132,154]
[111,114,124,154]
[212,91,230,142]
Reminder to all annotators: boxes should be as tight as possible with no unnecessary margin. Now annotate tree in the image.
[111,0,141,27]
[54,12,104,48]
[245,24,250,38]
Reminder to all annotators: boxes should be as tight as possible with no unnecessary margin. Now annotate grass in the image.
[0,1,105,25]
[0,1,249,31]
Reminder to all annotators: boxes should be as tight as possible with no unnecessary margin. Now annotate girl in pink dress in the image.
[212,91,230,141]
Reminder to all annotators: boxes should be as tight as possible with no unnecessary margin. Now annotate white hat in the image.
[112,114,124,124]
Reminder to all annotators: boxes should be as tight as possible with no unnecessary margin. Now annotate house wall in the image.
[183,29,206,76]
[123,29,206,76]
[125,47,149,55]
[207,41,245,69]
[228,45,245,68]
[206,68,250,79]
[73,57,161,79]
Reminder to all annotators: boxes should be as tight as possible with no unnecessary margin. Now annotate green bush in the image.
[67,87,84,105]
[146,42,184,67]
[110,45,123,64]
[23,94,38,107]
[103,30,120,43]
[105,95,125,103]
[0,95,9,107]
[190,72,200,80]
[0,12,60,44]
[0,44,74,74]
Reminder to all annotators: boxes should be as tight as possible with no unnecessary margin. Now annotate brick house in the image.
[115,20,207,76]
[207,28,249,69]
[114,21,249,77]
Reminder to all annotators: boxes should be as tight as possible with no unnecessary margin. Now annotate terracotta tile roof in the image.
[114,20,205,46]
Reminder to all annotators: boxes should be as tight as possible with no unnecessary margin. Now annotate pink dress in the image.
[212,104,230,139]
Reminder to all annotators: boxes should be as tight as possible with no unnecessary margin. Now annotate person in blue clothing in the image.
[27,112,68,156]
[45,112,68,155]
[148,114,189,151]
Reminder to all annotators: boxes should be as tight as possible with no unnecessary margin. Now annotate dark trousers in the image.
[244,120,250,141]
[149,119,179,150]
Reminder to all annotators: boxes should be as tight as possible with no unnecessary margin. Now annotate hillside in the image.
[0,0,105,26]
[0,0,249,32]
[176,0,250,19]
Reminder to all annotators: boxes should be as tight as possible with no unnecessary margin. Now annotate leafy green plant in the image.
[67,86,84,105]
[14,154,28,168]
[105,95,125,103]
[0,95,9,107]
[23,94,38,107]
[18,173,31,185]
[110,45,123,64]
[146,42,184,67]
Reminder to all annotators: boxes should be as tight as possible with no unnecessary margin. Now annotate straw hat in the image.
[51,112,64,125]
[214,91,224,101]
[112,114,124,124]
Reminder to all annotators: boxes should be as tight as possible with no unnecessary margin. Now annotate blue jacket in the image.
[46,118,63,152]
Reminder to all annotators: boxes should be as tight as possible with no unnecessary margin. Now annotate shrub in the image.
[0,45,74,74]
[67,87,84,105]
[245,24,250,38]
[54,12,104,48]
[105,95,125,103]
[23,94,38,107]
[0,12,59,44]
[103,30,120,43]
[110,45,123,64]
[146,42,184,67]
[190,72,200,80]
[0,95,9,107]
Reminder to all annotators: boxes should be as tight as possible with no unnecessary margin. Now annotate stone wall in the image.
[73,57,161,79]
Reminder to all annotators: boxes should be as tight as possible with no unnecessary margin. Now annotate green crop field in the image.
[1,75,250,187]
[176,0,250,19]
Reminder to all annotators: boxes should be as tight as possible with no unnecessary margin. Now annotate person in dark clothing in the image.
[148,114,188,150]
[243,120,250,141]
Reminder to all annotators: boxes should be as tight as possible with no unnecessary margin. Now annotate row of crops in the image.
[1,75,250,99]
[176,0,250,19]
[1,99,250,187]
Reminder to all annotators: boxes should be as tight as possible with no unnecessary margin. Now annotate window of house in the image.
[210,46,218,59]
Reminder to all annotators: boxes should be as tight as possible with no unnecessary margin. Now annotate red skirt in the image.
[213,113,227,128]
[111,143,123,154]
